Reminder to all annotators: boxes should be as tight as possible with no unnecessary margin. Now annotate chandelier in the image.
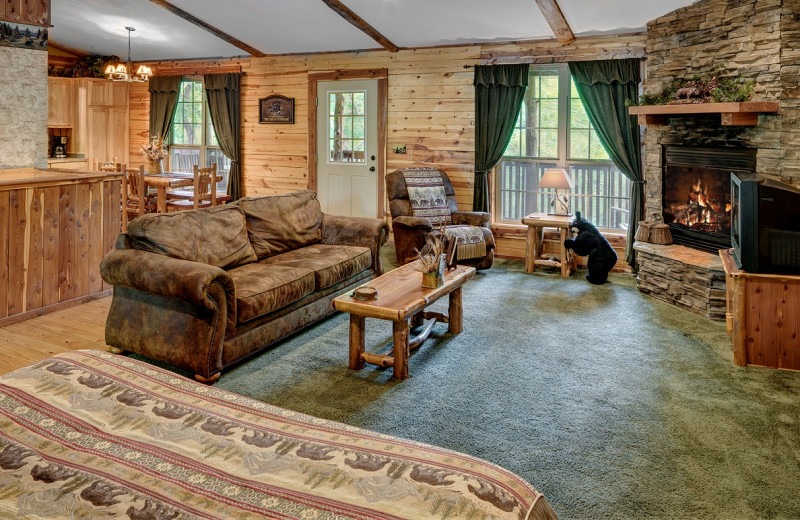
[104,27,152,83]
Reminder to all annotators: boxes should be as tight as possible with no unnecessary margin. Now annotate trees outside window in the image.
[170,79,230,190]
[496,65,631,230]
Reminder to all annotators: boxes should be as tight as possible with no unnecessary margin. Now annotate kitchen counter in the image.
[0,167,122,188]
[0,167,123,325]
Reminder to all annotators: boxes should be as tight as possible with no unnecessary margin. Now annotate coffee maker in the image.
[52,136,68,158]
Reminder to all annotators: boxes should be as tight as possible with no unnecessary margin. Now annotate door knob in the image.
[369,166,376,172]
[371,155,376,161]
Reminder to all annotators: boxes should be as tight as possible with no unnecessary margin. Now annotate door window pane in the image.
[328,91,366,163]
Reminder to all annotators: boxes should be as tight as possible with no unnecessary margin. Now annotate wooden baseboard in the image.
[0,290,112,328]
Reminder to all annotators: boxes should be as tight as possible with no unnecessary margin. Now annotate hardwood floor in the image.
[0,297,111,375]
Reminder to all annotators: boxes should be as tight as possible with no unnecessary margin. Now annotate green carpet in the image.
[216,253,800,520]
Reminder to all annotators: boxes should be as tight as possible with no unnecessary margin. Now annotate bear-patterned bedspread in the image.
[0,350,554,520]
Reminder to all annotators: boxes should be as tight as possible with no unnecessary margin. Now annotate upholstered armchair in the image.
[386,168,495,270]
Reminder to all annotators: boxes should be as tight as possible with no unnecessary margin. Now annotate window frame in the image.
[492,64,630,232]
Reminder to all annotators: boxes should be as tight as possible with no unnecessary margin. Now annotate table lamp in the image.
[538,168,574,216]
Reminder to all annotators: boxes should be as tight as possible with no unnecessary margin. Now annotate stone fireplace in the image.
[633,0,800,320]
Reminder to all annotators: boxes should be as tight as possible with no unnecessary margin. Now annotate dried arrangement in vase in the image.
[413,230,446,288]
[140,135,168,174]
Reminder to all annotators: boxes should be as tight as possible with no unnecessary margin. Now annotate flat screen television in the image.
[731,172,800,274]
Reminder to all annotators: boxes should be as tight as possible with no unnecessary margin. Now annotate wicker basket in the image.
[648,214,673,245]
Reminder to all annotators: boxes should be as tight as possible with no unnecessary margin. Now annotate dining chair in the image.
[121,164,156,231]
[166,163,230,210]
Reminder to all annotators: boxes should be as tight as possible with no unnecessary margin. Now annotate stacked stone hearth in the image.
[635,242,726,320]
[635,0,800,320]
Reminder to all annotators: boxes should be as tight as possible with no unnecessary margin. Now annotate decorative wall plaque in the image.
[259,95,294,124]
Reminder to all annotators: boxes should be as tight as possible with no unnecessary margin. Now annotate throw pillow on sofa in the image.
[126,205,257,269]
[238,190,323,259]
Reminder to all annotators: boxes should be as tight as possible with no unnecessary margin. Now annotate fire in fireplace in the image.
[662,146,756,253]
[664,171,732,233]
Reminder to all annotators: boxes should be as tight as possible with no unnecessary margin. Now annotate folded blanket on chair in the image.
[445,225,487,261]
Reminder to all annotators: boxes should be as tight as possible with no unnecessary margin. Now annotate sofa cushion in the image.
[238,191,323,259]
[127,205,257,270]
[227,263,315,323]
[262,244,371,290]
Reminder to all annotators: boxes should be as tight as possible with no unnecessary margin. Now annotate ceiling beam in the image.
[145,0,266,57]
[534,0,575,44]
[321,0,399,52]
[48,40,89,58]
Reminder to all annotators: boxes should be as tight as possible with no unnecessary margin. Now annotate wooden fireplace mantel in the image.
[628,102,779,126]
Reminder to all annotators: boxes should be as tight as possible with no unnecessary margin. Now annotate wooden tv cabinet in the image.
[720,249,800,370]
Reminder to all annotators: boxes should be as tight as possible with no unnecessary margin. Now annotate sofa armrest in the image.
[320,214,390,275]
[451,211,491,228]
[100,249,237,335]
[392,215,434,231]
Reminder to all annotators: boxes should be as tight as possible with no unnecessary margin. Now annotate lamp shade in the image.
[538,168,574,190]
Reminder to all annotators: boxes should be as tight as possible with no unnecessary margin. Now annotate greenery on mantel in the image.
[630,66,755,106]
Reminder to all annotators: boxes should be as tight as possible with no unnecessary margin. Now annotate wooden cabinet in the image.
[86,81,129,107]
[47,78,73,127]
[74,79,130,167]
[721,249,800,370]
[0,0,50,26]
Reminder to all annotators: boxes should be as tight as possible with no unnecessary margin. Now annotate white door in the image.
[316,79,379,217]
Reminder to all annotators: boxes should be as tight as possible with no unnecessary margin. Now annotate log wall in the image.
[0,169,121,325]
[128,35,644,260]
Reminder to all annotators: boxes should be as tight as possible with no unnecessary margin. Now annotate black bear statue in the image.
[564,211,618,285]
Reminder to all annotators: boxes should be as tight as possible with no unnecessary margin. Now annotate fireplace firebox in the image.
[662,146,756,253]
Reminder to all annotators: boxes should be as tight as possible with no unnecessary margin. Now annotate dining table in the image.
[143,171,194,213]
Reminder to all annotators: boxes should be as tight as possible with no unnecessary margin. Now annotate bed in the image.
[0,350,558,520]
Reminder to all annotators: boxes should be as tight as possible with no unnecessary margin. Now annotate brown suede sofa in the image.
[100,190,388,383]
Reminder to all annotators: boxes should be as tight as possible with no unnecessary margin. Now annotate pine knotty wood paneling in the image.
[128,36,639,259]
[1,0,50,26]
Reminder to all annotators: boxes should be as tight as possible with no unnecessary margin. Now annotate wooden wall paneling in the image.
[20,0,48,25]
[128,82,149,170]
[0,1,4,19]
[87,181,104,293]
[74,183,90,298]
[58,184,76,302]
[42,186,59,307]
[3,0,18,21]
[25,188,43,311]
[0,191,8,318]
[7,189,26,316]
[306,76,317,193]
[377,76,387,219]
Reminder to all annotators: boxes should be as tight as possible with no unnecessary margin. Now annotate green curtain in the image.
[473,64,529,213]
[568,59,643,267]
[204,73,242,200]
[147,76,182,140]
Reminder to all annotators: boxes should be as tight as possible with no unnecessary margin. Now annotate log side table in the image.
[521,213,576,277]
[333,262,476,380]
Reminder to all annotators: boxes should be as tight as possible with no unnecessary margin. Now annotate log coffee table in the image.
[333,262,476,380]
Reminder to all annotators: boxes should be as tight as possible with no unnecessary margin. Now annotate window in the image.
[328,90,366,163]
[170,79,231,190]
[496,65,631,230]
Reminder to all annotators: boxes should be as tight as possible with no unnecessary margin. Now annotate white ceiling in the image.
[50,0,698,61]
